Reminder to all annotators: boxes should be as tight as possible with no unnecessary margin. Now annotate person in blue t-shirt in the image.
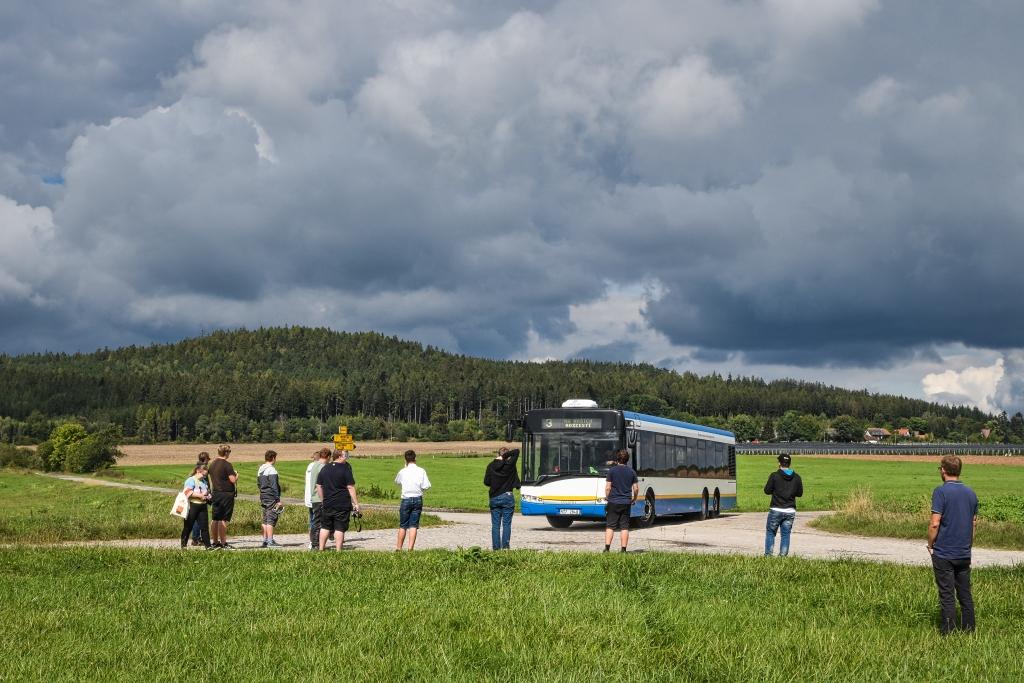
[927,455,978,635]
[604,449,638,553]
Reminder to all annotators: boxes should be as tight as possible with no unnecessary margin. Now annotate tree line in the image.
[0,326,1000,445]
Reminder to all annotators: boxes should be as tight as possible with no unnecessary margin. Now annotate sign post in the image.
[332,425,356,451]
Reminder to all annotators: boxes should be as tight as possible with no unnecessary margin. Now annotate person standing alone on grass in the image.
[395,449,431,551]
[764,453,803,557]
[190,451,211,546]
[604,449,638,553]
[180,463,213,549]
[928,455,978,635]
[305,448,329,550]
[484,447,520,550]
[208,445,238,549]
[258,450,284,548]
[316,449,361,551]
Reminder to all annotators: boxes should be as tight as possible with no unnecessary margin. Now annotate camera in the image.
[351,510,363,519]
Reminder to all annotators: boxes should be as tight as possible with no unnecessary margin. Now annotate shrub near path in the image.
[2,548,1023,682]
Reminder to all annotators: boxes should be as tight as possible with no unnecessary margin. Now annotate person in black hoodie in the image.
[484,447,520,550]
[764,453,803,556]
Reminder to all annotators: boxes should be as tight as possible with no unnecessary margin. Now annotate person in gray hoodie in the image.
[763,453,803,556]
[257,450,283,547]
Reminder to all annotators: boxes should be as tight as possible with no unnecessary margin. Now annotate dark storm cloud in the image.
[3,0,1024,399]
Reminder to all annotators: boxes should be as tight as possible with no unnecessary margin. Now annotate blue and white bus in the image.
[518,400,736,528]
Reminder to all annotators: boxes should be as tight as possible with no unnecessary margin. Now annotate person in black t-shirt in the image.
[484,447,520,549]
[315,450,361,551]
[604,449,638,552]
[208,444,238,549]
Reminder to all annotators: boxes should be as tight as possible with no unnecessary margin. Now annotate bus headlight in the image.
[521,494,540,503]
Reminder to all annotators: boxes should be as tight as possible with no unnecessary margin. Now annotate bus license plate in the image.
[558,509,581,516]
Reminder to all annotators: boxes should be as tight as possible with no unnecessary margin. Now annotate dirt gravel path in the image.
[55,474,1023,568]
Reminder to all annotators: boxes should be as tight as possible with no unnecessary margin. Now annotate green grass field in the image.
[100,454,1024,513]
[0,470,439,544]
[2,548,1023,682]
[100,454,500,510]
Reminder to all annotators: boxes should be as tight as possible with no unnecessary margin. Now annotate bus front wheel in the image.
[712,489,721,518]
[638,491,656,528]
[546,516,574,529]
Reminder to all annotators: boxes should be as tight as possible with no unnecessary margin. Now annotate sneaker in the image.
[307,541,313,550]
[204,545,216,551]
[190,538,201,547]
[266,539,282,547]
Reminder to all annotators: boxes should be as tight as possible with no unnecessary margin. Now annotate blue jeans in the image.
[489,492,514,549]
[765,509,796,556]
[399,497,423,529]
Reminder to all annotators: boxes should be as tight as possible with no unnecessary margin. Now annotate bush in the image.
[37,422,122,473]
[0,443,41,469]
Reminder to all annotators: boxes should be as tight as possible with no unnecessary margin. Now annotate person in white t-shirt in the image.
[394,449,432,550]
[304,448,330,550]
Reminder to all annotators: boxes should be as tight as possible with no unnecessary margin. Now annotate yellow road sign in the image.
[333,425,356,451]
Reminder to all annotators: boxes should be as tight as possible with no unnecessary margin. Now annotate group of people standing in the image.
[177,444,979,635]
[179,444,239,549]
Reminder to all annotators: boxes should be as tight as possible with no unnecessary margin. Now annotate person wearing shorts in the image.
[208,444,238,548]
[604,449,638,552]
[257,450,283,548]
[316,450,360,551]
[395,449,431,551]
[304,448,329,550]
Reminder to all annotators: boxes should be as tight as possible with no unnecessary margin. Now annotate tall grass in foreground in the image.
[0,470,438,543]
[2,548,1023,682]
[810,489,1024,550]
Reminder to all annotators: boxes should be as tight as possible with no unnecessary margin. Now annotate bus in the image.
[517,400,736,528]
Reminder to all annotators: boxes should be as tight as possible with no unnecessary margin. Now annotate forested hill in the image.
[0,327,991,444]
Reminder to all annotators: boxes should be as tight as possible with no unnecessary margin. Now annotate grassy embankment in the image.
[2,548,1023,682]
[0,470,440,544]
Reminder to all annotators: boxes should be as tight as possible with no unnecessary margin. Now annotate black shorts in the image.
[321,508,351,534]
[605,502,631,531]
[211,491,235,522]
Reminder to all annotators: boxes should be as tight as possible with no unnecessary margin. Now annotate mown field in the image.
[2,548,1023,682]
[92,453,1024,549]
[0,470,440,544]
[100,452,1024,511]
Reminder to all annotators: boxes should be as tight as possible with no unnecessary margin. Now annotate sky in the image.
[2,0,1024,415]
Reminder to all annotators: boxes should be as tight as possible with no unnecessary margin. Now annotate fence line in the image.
[737,443,1024,457]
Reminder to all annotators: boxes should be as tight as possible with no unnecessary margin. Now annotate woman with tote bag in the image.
[180,463,213,549]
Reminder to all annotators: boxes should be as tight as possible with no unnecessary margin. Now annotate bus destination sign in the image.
[541,418,603,430]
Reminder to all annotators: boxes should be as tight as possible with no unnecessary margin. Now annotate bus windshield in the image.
[523,430,622,483]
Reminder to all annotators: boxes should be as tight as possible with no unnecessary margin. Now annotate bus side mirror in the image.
[505,419,522,442]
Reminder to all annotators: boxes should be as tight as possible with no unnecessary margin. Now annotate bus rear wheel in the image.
[637,491,656,528]
[711,489,721,518]
[546,516,574,529]
[699,491,710,520]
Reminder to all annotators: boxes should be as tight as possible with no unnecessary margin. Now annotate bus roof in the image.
[622,410,735,439]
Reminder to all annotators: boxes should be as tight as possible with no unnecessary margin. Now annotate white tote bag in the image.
[170,491,190,518]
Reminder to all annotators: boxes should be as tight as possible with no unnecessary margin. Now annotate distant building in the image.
[864,427,891,443]
[981,428,992,439]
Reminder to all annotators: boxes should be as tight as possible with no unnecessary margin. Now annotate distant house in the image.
[896,427,911,438]
[864,427,891,443]
[981,428,992,439]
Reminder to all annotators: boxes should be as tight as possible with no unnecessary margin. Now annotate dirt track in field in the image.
[118,441,509,465]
